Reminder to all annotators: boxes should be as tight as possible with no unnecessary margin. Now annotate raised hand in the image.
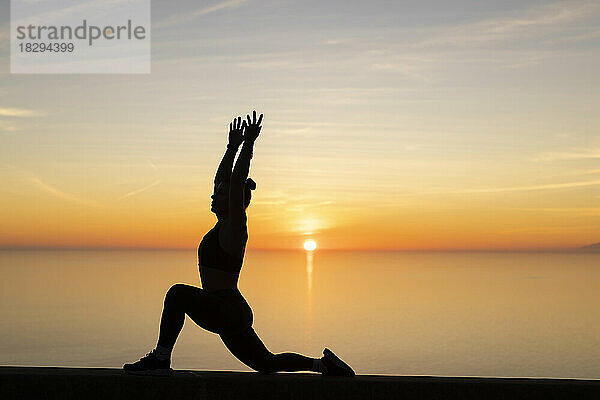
[228,116,244,148]
[242,110,263,143]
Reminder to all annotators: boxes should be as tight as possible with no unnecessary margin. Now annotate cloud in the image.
[405,179,600,196]
[370,60,434,82]
[28,176,86,203]
[484,1,591,33]
[0,162,97,206]
[544,27,600,45]
[536,149,600,161]
[498,225,585,235]
[321,39,346,46]
[503,207,600,216]
[0,107,41,117]
[0,117,23,131]
[154,0,248,29]
[118,180,160,200]
[412,0,600,49]
[117,160,160,199]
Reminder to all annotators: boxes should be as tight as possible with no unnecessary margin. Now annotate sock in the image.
[155,345,172,361]
[312,358,328,373]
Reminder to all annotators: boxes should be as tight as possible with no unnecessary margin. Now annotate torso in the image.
[198,221,247,292]
[199,265,239,292]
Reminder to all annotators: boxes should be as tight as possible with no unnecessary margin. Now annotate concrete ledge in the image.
[1,366,598,400]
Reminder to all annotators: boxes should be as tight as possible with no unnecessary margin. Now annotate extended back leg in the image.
[220,328,315,373]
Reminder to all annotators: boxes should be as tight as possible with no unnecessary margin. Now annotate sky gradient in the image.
[0,0,599,250]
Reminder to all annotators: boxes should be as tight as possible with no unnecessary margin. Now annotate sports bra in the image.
[197,223,244,275]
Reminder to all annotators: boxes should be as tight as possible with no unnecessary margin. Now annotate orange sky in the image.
[1,0,599,250]
[0,169,596,250]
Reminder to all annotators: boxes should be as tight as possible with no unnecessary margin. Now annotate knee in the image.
[253,352,276,374]
[164,283,188,307]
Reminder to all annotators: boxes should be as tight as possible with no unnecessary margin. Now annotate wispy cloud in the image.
[118,180,161,200]
[498,225,585,235]
[28,176,86,203]
[118,160,161,199]
[541,26,600,45]
[321,39,346,46]
[581,169,600,175]
[0,162,98,206]
[406,179,600,196]
[536,149,600,161]
[154,0,248,29]
[503,207,600,216]
[483,1,592,34]
[0,125,20,132]
[370,60,434,82]
[413,0,600,49]
[0,107,41,117]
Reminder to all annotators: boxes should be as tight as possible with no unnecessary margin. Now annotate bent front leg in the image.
[157,284,222,349]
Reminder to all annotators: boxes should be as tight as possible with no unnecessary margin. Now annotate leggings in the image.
[157,283,315,373]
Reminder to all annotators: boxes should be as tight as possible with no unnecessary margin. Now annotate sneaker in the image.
[123,349,173,376]
[322,348,355,377]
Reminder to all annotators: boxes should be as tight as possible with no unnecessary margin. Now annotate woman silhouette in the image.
[124,111,354,376]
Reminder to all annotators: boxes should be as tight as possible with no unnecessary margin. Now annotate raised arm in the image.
[214,117,244,185]
[222,111,262,255]
[231,111,262,190]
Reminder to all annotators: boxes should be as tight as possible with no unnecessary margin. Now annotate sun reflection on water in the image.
[305,250,314,345]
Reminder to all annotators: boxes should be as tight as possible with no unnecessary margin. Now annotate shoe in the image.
[123,349,173,376]
[322,348,355,377]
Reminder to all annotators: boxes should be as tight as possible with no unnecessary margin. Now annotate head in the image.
[210,178,256,219]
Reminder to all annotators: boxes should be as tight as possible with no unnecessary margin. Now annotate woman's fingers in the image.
[230,116,248,131]
[232,112,263,130]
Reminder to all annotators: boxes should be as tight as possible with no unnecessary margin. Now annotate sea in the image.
[0,249,598,379]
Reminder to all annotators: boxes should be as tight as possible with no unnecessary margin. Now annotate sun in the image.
[303,239,317,251]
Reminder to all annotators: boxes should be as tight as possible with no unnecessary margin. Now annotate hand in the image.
[228,116,244,148]
[242,110,263,143]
